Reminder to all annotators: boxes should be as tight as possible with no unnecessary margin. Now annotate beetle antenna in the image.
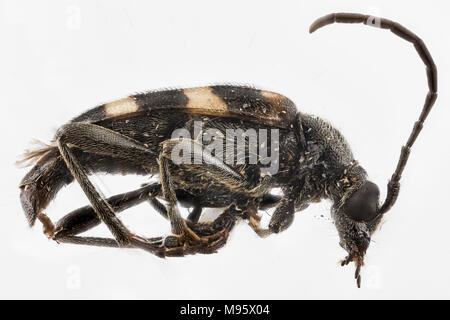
[309,13,438,214]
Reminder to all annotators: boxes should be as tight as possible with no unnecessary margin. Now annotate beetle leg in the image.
[55,122,158,246]
[35,211,166,257]
[158,149,188,236]
[147,193,168,219]
[151,195,202,223]
[149,189,280,225]
[149,189,203,223]
[55,233,167,257]
[248,180,307,238]
[258,193,282,210]
[248,213,272,238]
[161,138,274,198]
[247,197,297,237]
[246,193,282,236]
[57,141,131,246]
[158,138,272,242]
[47,182,204,239]
[33,181,207,257]
[31,183,163,256]
[50,203,242,258]
[54,183,161,237]
[152,203,243,257]
[187,204,202,223]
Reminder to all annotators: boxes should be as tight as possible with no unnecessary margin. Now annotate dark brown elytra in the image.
[19,13,437,288]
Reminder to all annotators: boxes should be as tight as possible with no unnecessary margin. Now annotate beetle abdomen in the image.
[19,147,73,226]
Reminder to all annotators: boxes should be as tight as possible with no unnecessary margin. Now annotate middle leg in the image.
[157,138,273,241]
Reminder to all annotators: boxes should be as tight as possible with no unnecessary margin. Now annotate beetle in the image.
[19,13,437,287]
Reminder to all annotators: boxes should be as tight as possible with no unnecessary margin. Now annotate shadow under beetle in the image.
[19,13,437,288]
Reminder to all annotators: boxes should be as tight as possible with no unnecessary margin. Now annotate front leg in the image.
[248,182,306,238]
[248,196,296,238]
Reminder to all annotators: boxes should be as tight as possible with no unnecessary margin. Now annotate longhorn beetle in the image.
[19,13,437,287]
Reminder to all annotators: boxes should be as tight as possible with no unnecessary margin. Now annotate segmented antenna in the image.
[309,13,438,215]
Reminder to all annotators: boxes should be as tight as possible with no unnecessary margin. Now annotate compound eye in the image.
[343,181,380,222]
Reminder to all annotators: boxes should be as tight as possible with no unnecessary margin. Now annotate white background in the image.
[1,0,449,299]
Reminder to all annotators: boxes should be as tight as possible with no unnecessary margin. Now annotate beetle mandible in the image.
[19,13,437,287]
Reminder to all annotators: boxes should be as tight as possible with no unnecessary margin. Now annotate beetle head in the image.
[332,180,383,287]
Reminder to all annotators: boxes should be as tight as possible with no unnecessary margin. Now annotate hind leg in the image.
[55,122,161,246]
[42,198,244,257]
[53,183,161,238]
[35,183,166,256]
[150,203,245,257]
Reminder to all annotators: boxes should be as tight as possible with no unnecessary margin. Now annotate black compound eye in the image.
[343,181,380,222]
